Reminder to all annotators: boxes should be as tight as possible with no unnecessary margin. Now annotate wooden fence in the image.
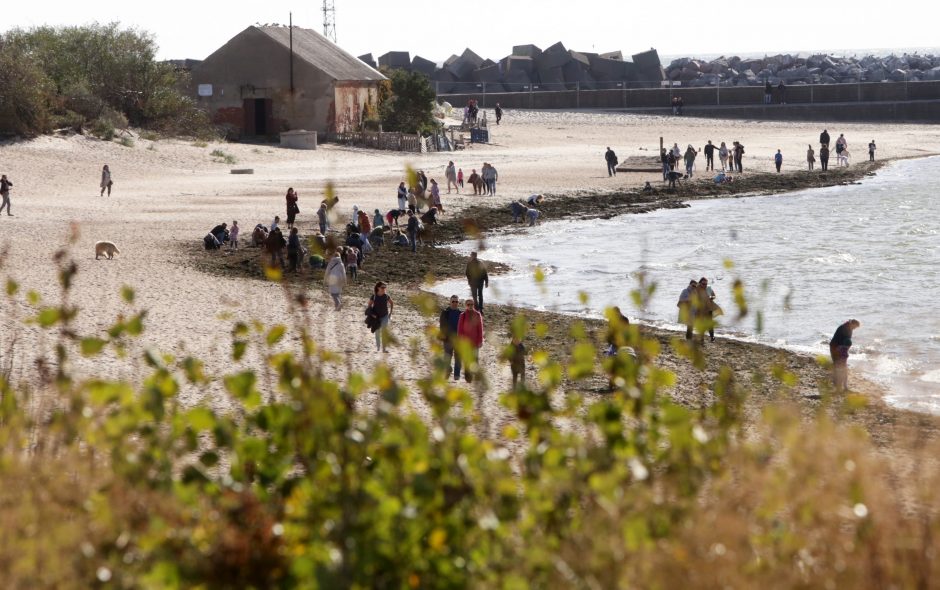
[323,130,460,153]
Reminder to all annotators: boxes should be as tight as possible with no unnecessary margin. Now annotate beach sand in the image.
[1,111,940,437]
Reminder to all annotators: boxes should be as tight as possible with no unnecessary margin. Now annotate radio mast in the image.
[322,0,337,43]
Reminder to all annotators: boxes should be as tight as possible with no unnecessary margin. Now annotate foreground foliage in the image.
[1,242,939,589]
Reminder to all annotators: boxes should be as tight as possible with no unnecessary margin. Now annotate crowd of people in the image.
[191,125,874,391]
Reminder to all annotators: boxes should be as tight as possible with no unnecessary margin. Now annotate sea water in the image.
[431,157,940,413]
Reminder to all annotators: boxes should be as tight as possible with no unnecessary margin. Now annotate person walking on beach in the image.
[718,142,729,172]
[806,145,816,171]
[406,210,419,253]
[605,147,619,177]
[325,251,347,310]
[457,168,464,189]
[429,179,443,213]
[0,174,12,216]
[695,278,719,342]
[683,145,697,177]
[445,161,459,194]
[704,140,716,171]
[397,181,408,212]
[100,164,113,197]
[733,141,745,173]
[495,103,503,125]
[774,149,783,172]
[482,163,498,195]
[820,129,830,148]
[829,319,861,391]
[819,144,830,171]
[868,140,876,161]
[264,226,286,269]
[457,299,484,383]
[366,282,394,352]
[439,294,463,380]
[835,134,848,163]
[317,203,328,235]
[509,335,526,389]
[466,252,489,314]
[287,227,301,273]
[285,187,299,229]
[677,280,697,340]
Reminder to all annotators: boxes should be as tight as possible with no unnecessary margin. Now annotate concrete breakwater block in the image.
[230,169,254,174]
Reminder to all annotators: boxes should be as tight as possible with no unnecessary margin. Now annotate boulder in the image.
[535,66,566,86]
[923,66,940,81]
[512,44,542,58]
[501,55,535,75]
[534,42,571,69]
[411,55,437,76]
[447,48,485,80]
[889,68,909,81]
[632,48,665,82]
[378,51,411,70]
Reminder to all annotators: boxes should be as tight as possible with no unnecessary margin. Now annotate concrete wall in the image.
[440,81,940,121]
[190,28,374,135]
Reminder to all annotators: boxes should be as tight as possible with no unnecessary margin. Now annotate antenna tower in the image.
[322,0,337,43]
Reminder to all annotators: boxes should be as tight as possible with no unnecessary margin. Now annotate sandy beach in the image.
[2,110,940,432]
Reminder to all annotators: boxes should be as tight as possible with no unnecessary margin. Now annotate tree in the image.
[379,69,437,135]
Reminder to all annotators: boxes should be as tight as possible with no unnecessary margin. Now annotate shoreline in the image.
[188,157,918,421]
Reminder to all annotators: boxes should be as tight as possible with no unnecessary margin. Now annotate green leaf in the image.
[80,337,107,356]
[36,308,60,327]
[232,340,248,361]
[224,371,261,409]
[185,407,216,431]
[266,325,287,346]
[121,285,135,303]
[5,279,18,297]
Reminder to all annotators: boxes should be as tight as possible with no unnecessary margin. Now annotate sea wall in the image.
[440,81,940,121]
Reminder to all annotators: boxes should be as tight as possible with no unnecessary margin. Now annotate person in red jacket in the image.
[457,299,484,383]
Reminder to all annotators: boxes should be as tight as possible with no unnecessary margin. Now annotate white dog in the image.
[95,241,121,260]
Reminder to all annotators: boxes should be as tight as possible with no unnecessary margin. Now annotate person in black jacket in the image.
[439,295,463,379]
[820,129,830,148]
[605,147,618,177]
[0,174,12,216]
[703,140,716,171]
[406,210,419,253]
[465,252,489,314]
[829,319,860,391]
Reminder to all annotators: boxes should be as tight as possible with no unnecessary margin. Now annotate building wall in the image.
[333,83,379,133]
[190,28,373,135]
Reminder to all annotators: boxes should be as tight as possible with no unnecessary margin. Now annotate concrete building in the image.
[190,25,385,137]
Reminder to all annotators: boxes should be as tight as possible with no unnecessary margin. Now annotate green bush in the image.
[0,44,54,135]
[210,149,236,164]
[1,242,940,588]
[119,136,135,148]
[0,23,220,137]
[90,118,115,140]
[379,69,438,135]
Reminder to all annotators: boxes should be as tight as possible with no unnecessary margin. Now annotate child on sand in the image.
[457,168,464,188]
[229,220,239,251]
[345,247,359,281]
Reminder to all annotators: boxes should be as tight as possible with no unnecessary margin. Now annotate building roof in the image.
[255,26,385,82]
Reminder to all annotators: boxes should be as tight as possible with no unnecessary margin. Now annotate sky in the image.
[6,1,939,64]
